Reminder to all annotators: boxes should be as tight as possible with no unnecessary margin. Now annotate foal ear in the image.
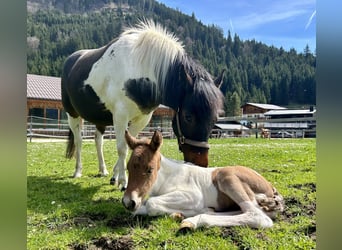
[125,130,139,150]
[150,130,163,152]
[214,69,225,88]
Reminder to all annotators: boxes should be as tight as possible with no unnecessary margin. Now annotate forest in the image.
[27,0,316,115]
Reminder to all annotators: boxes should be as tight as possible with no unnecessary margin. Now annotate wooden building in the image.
[241,102,286,116]
[27,74,174,125]
[27,74,65,121]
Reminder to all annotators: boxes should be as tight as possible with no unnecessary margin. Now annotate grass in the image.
[27,137,316,249]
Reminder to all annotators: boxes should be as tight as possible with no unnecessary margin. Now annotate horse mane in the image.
[122,20,185,85]
[182,56,224,121]
[121,20,223,119]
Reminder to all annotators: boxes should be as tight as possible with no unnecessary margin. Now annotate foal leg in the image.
[201,171,273,228]
[68,115,83,178]
[95,125,109,177]
[180,170,273,230]
[180,209,272,231]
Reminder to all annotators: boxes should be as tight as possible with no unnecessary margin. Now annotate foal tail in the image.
[66,129,75,159]
[256,187,285,219]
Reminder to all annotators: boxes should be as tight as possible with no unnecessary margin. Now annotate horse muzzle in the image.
[180,144,209,167]
[122,192,141,212]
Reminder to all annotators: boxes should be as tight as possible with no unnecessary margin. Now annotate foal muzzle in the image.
[122,191,141,212]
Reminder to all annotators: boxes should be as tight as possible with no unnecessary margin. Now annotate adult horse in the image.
[122,130,284,231]
[61,20,224,189]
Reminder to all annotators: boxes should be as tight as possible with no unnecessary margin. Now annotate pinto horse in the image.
[122,130,284,230]
[61,20,224,188]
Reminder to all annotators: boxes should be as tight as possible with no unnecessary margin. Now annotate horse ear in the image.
[125,130,139,150]
[180,64,194,87]
[214,69,225,88]
[150,130,163,152]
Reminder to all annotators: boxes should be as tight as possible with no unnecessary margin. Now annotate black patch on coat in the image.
[124,78,160,113]
[61,41,117,126]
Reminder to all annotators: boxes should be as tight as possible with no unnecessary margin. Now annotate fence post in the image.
[29,116,33,142]
[255,122,258,139]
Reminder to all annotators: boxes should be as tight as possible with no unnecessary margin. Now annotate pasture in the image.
[27,138,316,249]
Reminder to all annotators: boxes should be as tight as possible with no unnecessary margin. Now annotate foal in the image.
[122,131,284,230]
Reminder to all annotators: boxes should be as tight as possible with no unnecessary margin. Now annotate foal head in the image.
[122,130,162,212]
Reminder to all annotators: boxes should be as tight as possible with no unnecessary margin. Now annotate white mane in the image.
[122,20,185,85]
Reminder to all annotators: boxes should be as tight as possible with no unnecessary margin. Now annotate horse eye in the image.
[146,168,154,175]
[184,113,193,123]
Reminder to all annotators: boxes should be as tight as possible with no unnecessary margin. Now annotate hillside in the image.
[27,0,316,112]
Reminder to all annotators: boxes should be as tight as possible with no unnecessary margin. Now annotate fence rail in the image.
[27,116,175,142]
[27,115,316,141]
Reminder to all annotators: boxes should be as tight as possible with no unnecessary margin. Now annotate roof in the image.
[214,123,249,131]
[264,109,316,116]
[27,74,61,101]
[243,102,286,110]
[26,74,171,111]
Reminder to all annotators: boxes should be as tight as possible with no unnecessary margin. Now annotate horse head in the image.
[171,63,225,167]
[122,130,162,212]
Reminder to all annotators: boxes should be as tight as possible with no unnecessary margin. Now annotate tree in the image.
[26,0,316,106]
[225,91,241,116]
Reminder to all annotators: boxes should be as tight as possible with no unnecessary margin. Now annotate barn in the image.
[241,102,286,117]
[27,74,174,135]
[27,74,65,121]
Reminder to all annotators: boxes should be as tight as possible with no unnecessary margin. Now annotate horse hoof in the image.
[177,221,195,235]
[109,177,116,185]
[120,186,126,192]
[100,172,109,177]
[170,212,185,222]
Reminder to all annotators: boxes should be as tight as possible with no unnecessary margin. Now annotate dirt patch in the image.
[290,182,316,192]
[107,215,154,229]
[106,216,131,228]
[221,228,246,249]
[92,236,134,250]
[282,196,316,220]
[70,235,134,250]
[72,212,108,228]
[280,196,316,242]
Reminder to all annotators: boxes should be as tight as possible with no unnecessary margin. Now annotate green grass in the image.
[27,138,316,249]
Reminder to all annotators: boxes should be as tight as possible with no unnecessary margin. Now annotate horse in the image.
[122,130,284,231]
[61,20,224,189]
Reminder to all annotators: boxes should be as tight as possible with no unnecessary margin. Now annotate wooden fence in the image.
[26,116,175,142]
[27,115,316,142]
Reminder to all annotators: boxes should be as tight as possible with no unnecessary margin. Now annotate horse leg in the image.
[95,125,109,176]
[110,115,129,189]
[68,115,83,178]
[128,113,153,137]
[110,113,153,188]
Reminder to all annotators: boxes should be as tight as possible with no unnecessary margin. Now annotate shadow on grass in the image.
[27,175,103,214]
[27,175,158,230]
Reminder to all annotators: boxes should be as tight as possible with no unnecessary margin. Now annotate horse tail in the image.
[256,187,284,219]
[66,129,75,159]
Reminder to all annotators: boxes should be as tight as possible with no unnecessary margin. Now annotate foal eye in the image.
[146,168,154,175]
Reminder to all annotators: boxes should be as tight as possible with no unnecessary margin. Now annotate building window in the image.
[46,108,58,120]
[29,108,44,117]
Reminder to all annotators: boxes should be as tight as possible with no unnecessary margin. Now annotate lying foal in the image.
[122,130,284,230]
